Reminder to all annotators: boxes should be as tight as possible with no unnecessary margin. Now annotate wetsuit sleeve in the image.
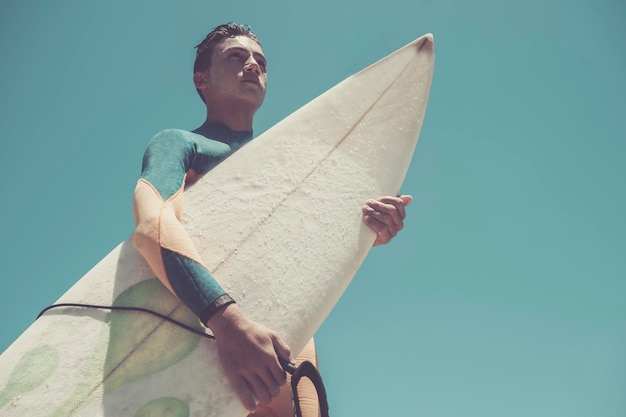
[132,129,234,324]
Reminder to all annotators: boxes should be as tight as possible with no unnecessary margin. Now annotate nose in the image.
[243,57,261,75]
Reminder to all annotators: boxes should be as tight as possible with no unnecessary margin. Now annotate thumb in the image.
[272,335,293,364]
[399,194,413,206]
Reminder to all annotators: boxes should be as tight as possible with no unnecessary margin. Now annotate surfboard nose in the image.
[417,33,434,54]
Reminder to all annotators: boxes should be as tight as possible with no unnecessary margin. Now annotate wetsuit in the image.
[133,121,319,417]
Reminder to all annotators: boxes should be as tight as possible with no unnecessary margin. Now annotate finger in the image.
[233,375,257,411]
[246,373,272,405]
[362,212,385,235]
[270,335,291,384]
[374,196,411,224]
[375,196,406,219]
[271,334,292,362]
[263,367,282,397]
[378,194,413,217]
[365,198,403,227]
[363,214,392,245]
[362,200,403,233]
[398,194,413,207]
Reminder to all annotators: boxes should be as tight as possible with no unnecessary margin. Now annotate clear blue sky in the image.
[1,0,625,416]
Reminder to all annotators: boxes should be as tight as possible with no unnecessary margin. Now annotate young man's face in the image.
[200,35,268,114]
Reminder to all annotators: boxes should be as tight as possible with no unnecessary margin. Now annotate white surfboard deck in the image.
[0,34,434,417]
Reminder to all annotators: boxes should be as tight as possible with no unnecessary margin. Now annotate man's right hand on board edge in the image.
[207,303,294,411]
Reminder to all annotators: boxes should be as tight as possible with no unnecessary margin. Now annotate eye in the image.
[254,56,267,71]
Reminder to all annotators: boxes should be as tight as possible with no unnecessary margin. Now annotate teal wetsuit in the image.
[134,121,253,324]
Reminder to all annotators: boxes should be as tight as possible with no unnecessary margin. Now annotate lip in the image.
[241,77,261,86]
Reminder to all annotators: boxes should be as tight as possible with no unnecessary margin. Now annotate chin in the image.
[244,94,266,111]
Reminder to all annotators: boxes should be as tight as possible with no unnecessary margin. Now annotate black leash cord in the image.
[37,303,330,416]
[37,303,214,340]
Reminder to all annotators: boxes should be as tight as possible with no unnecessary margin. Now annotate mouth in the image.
[241,77,261,86]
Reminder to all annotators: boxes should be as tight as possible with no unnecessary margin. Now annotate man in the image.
[133,23,412,417]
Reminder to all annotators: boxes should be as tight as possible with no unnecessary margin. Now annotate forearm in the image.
[133,178,234,324]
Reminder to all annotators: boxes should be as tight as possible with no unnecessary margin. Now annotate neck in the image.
[193,120,252,143]
[204,102,255,131]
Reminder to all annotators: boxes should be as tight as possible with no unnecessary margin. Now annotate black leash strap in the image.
[289,360,330,417]
[39,303,331,416]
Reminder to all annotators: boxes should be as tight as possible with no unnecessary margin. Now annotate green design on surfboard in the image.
[134,397,190,417]
[0,345,59,409]
[103,278,203,391]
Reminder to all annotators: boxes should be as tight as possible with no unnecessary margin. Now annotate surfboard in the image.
[0,34,434,417]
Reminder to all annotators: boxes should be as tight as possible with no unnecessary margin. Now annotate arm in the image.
[362,195,413,246]
[132,129,232,321]
[132,129,292,410]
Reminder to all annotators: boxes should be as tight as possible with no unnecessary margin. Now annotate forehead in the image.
[214,36,265,57]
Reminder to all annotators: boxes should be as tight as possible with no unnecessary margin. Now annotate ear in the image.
[193,71,210,90]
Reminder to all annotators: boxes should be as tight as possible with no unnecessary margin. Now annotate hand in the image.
[206,304,293,411]
[362,195,413,246]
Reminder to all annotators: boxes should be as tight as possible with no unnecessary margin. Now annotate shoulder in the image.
[149,128,195,143]
[144,129,203,155]
[140,129,201,170]
[149,129,229,151]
